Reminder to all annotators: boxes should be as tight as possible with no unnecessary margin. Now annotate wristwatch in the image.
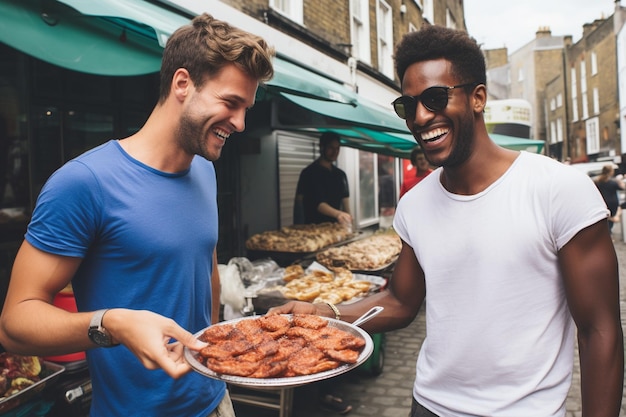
[88,309,119,347]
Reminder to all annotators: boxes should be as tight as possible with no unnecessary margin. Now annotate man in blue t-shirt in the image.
[0,13,274,417]
[294,132,352,226]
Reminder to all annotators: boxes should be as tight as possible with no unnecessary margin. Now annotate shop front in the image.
[0,2,546,415]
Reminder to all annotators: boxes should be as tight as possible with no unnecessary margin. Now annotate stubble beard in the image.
[177,113,219,162]
[437,113,475,168]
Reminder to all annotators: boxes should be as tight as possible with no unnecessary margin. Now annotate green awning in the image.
[0,0,189,76]
[264,57,358,104]
[310,130,544,159]
[279,92,410,135]
[490,134,545,153]
[317,127,417,158]
[57,0,189,48]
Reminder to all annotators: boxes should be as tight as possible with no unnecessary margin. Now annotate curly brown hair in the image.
[394,24,486,88]
[159,13,275,102]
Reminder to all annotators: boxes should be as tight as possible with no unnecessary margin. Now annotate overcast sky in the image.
[464,1,617,52]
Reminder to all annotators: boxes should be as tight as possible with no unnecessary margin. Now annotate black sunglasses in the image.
[391,82,478,119]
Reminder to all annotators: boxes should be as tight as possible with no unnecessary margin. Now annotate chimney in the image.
[536,26,552,38]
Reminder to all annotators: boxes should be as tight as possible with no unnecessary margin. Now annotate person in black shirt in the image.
[294,132,352,226]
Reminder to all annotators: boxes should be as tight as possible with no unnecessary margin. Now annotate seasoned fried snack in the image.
[275,267,373,304]
[245,223,353,252]
[283,264,305,282]
[197,315,365,378]
[316,231,401,271]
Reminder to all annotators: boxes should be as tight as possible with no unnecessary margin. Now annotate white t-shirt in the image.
[393,151,608,417]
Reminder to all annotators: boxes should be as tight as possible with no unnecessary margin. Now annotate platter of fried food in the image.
[184,314,373,388]
[316,230,401,272]
[275,265,384,305]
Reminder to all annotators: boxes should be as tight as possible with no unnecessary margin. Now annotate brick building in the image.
[485,2,626,164]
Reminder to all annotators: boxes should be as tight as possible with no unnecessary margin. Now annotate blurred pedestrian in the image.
[594,164,625,234]
[399,147,432,198]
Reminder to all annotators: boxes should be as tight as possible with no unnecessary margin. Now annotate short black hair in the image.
[319,131,341,149]
[409,147,424,165]
[394,25,486,87]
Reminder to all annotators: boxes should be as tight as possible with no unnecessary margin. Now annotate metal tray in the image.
[185,315,373,388]
[0,360,65,413]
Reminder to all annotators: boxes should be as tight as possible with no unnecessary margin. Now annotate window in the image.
[556,93,562,108]
[518,68,524,82]
[269,0,303,24]
[376,0,394,78]
[413,0,423,9]
[591,51,598,76]
[350,0,371,64]
[408,22,417,32]
[446,8,457,29]
[550,121,557,144]
[593,87,600,115]
[571,67,578,121]
[580,60,587,94]
[582,92,589,120]
[377,154,396,227]
[422,0,434,23]
[550,98,556,112]
[557,118,564,143]
[357,150,377,226]
[586,117,600,154]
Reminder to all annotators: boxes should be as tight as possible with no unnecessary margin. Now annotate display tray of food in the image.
[315,230,401,272]
[245,223,356,266]
[249,265,385,313]
[185,314,373,388]
[272,265,385,304]
[0,354,65,413]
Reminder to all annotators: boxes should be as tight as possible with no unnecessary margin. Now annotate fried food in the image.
[245,222,353,253]
[292,313,328,330]
[197,315,365,379]
[283,264,305,282]
[275,267,374,304]
[0,353,44,398]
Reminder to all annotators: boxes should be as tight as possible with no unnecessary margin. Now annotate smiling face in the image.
[402,58,478,168]
[177,63,258,161]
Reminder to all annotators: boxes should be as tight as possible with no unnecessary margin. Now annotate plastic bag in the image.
[218,264,245,311]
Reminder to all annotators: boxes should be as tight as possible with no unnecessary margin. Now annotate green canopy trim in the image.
[0,0,188,76]
[264,57,359,105]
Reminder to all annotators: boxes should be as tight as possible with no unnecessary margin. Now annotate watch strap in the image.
[89,309,119,347]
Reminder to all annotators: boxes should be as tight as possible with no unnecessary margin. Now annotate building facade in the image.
[485,2,626,165]
[0,0,466,293]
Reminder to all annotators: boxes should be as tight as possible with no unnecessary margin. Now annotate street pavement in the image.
[234,225,626,417]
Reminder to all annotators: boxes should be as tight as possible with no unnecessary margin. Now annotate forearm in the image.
[328,290,419,334]
[317,202,344,219]
[579,327,624,416]
[341,197,351,216]
[0,301,94,356]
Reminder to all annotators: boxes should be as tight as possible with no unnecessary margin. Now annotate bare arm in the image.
[317,202,352,225]
[211,250,220,324]
[0,241,206,378]
[268,240,424,334]
[559,220,624,417]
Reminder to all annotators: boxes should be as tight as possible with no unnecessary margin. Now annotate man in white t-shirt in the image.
[270,24,623,417]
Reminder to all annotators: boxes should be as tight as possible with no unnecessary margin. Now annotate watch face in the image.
[89,329,112,346]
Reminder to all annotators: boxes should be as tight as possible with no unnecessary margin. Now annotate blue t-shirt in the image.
[26,140,225,417]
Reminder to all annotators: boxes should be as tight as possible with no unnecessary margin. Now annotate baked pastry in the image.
[245,223,353,253]
[316,232,401,271]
